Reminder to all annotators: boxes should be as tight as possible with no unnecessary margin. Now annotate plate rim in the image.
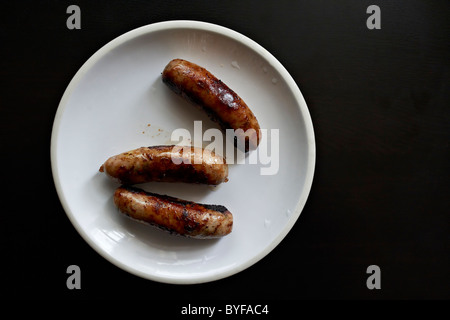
[50,20,316,284]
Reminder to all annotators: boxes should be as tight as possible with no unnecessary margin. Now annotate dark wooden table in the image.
[1,1,448,302]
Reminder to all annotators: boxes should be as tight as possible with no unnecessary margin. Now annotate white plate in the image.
[51,20,315,284]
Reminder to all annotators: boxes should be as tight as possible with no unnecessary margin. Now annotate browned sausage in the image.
[162,58,261,151]
[114,186,233,239]
[99,145,228,185]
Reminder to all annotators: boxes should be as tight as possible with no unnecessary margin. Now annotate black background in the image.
[1,0,449,302]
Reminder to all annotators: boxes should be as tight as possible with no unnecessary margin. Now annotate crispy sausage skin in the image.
[99,145,228,185]
[114,186,233,239]
[162,58,261,151]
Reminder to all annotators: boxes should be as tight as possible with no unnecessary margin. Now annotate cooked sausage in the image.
[113,186,233,239]
[99,145,228,185]
[162,58,261,151]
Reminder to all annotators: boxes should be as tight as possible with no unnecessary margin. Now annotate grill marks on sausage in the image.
[114,186,233,238]
[100,145,228,185]
[162,58,261,151]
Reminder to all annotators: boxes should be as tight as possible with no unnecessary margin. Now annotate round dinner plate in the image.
[51,20,315,284]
